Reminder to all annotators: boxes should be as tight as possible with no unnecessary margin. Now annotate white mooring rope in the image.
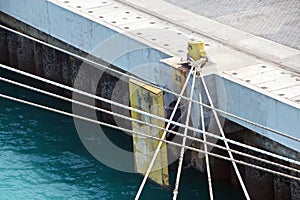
[0,76,299,176]
[134,65,196,200]
[0,24,299,144]
[200,72,250,200]
[198,72,214,200]
[0,20,300,200]
[173,68,197,200]
[0,63,300,169]
[0,92,299,183]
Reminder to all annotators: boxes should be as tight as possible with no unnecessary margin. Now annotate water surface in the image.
[0,78,244,199]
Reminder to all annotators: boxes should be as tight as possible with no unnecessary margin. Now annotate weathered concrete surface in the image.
[113,0,300,152]
[1,1,300,199]
[0,15,131,129]
[164,0,300,50]
[203,127,300,200]
[117,0,300,74]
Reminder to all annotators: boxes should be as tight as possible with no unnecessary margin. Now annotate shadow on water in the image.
[0,69,244,199]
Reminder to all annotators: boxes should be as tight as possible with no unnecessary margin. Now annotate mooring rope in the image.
[1,15,300,200]
[134,65,196,200]
[198,71,214,200]
[173,68,196,200]
[200,72,250,200]
[1,64,300,170]
[1,74,299,178]
[0,92,299,183]
[1,75,299,177]
[0,24,299,144]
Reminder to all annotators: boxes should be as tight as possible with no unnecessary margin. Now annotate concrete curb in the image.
[116,0,300,73]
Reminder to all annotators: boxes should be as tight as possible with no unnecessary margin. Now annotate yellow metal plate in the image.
[129,78,169,187]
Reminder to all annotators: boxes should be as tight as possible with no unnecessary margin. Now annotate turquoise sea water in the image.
[0,74,244,199]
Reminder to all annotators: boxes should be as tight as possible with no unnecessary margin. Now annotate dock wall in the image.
[1,9,299,200]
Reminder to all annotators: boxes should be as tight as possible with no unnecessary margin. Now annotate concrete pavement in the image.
[164,0,300,50]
